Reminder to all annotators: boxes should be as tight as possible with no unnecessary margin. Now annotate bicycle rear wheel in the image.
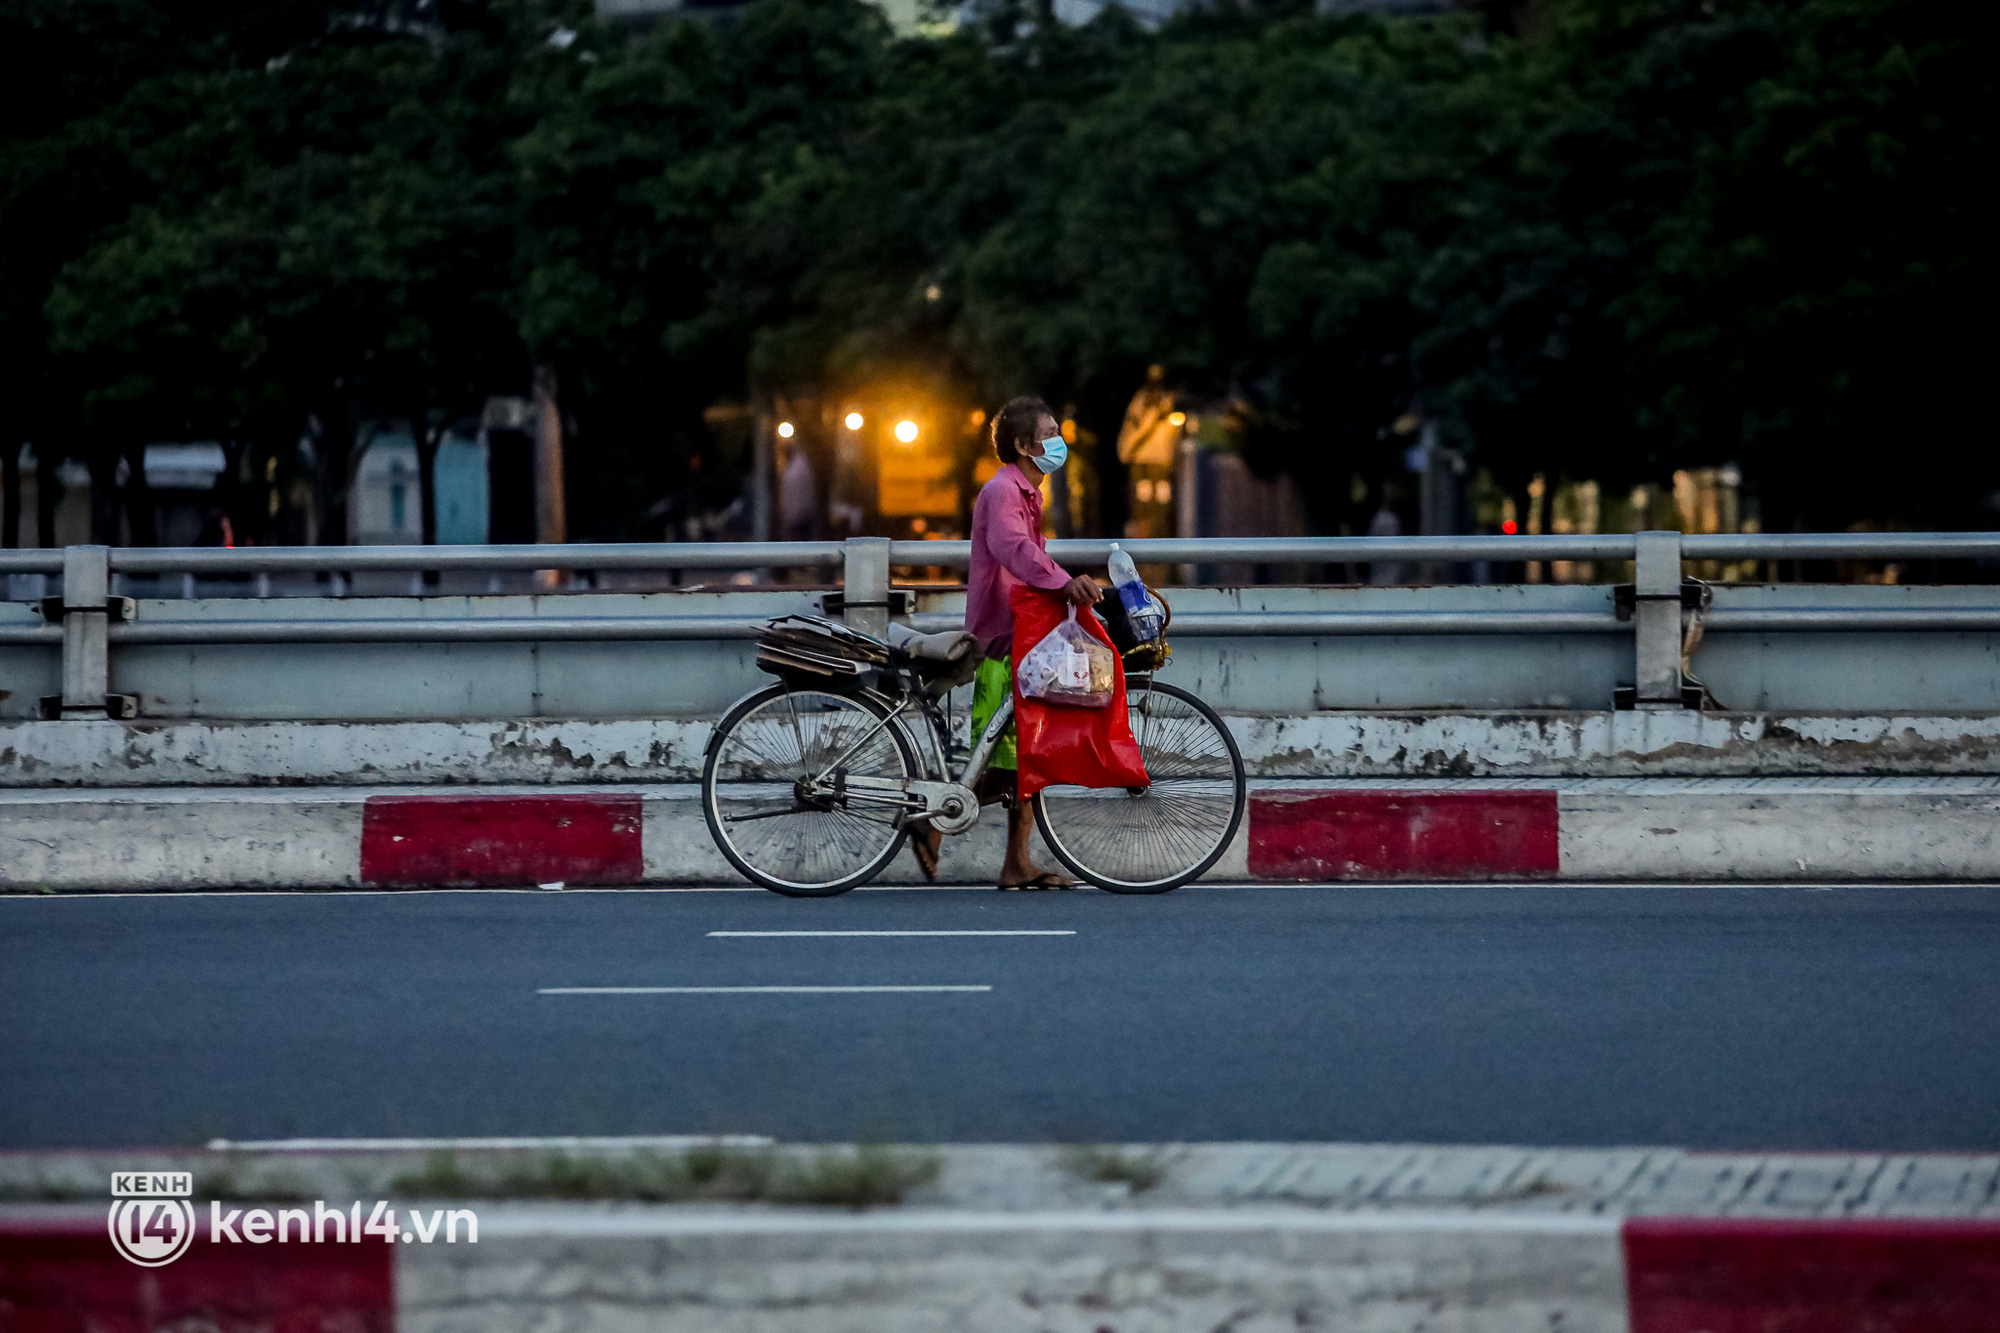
[702,684,917,897]
[1031,679,1246,894]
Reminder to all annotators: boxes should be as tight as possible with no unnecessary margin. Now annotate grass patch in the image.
[1057,1144,1168,1193]
[391,1144,938,1207]
[788,1145,938,1207]
[0,1178,95,1203]
[191,1170,312,1203]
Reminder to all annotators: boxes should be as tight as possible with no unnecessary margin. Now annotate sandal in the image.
[997,871,1078,891]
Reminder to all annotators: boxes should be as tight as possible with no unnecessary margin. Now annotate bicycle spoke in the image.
[1035,683,1246,892]
[707,688,915,894]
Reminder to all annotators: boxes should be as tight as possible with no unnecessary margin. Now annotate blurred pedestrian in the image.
[1367,505,1405,585]
[779,442,815,542]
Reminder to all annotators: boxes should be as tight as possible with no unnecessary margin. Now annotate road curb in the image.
[6,778,2000,889]
[8,1142,1998,1327]
[1621,1216,2000,1332]
[8,1207,2000,1330]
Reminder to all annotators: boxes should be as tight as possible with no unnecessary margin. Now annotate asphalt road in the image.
[4,883,1999,1151]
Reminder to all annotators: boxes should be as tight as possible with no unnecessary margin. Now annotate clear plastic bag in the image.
[1017,605,1117,708]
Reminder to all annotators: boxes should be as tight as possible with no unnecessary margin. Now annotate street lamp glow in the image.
[776,421,794,438]
[895,420,919,443]
[845,412,864,430]
[1168,411,1186,427]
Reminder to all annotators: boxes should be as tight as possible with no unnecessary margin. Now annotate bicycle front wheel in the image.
[1032,680,1247,894]
[702,684,917,897]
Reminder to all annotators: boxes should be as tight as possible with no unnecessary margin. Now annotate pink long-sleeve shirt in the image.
[966,464,1070,660]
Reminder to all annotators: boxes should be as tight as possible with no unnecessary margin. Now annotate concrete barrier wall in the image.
[8,777,2000,890]
[6,710,2000,789]
[8,578,1998,889]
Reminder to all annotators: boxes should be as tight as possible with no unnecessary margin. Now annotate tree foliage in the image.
[2,0,1987,544]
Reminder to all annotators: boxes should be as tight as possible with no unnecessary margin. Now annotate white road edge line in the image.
[537,985,994,995]
[706,930,1075,937]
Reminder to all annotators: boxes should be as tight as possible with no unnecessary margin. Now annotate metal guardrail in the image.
[0,617,766,646]
[903,533,2000,566]
[895,535,1646,566]
[901,610,1628,637]
[5,606,1997,650]
[1679,533,2000,560]
[5,532,1999,718]
[6,531,1998,577]
[105,540,848,575]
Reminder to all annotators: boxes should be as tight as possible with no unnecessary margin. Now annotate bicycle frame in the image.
[786,669,1160,837]
[798,670,1169,819]
[773,679,1005,837]
[954,694,1014,792]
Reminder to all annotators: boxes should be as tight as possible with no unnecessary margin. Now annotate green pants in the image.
[970,657,1017,771]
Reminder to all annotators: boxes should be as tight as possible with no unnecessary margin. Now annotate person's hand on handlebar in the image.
[1062,575,1103,608]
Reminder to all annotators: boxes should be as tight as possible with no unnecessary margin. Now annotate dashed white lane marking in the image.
[706,930,1074,937]
[537,985,993,995]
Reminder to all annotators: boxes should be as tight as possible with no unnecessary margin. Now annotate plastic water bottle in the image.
[1107,543,1162,643]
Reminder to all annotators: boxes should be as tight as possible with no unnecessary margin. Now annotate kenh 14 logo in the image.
[108,1172,196,1267]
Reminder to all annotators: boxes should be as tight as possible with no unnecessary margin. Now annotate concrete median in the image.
[5,1141,1998,1330]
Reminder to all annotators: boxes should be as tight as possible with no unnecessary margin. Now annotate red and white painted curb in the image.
[360,791,645,887]
[0,1215,395,1328]
[1620,1217,2000,1332]
[6,1212,2000,1329]
[5,777,1999,889]
[1247,786,1560,880]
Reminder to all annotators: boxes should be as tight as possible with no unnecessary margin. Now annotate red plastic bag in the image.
[1010,585,1149,800]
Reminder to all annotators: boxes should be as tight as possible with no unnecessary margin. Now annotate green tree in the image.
[9,0,1989,550]
[1413,0,1994,528]
[41,4,535,545]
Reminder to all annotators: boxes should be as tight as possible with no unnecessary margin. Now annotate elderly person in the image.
[931,395,1103,889]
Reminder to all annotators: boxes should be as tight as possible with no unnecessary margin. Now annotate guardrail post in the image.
[842,537,892,638]
[57,546,111,719]
[1632,530,1684,709]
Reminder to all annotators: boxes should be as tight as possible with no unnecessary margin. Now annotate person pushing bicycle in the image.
[913,395,1103,890]
[705,405,1246,897]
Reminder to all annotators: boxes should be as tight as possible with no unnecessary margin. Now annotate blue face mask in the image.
[1032,435,1068,474]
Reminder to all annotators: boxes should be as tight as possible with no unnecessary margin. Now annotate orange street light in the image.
[845,412,865,430]
[895,420,919,443]
[1168,411,1186,427]
[776,421,795,438]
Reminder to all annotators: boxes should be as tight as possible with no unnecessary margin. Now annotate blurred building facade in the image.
[346,430,491,547]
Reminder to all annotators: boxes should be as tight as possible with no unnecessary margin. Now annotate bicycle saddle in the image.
[887,623,975,663]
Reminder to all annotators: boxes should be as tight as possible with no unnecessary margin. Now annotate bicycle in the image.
[701,607,1247,897]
